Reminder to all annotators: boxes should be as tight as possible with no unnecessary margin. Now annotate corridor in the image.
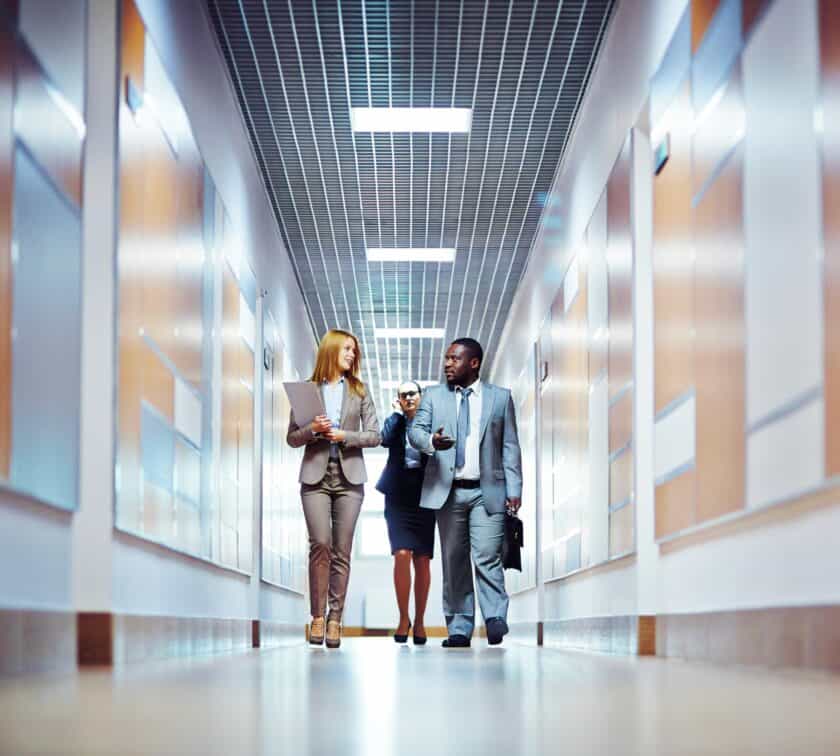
[2,639,840,755]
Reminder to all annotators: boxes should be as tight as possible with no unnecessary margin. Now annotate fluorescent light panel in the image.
[352,107,471,133]
[366,247,456,263]
[380,380,439,390]
[374,328,445,339]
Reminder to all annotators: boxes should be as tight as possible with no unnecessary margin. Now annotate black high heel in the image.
[412,619,427,645]
[394,621,411,644]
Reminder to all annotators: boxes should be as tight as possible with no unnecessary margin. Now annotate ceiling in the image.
[207,0,615,408]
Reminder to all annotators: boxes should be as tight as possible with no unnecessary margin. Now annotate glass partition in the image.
[0,1,86,511]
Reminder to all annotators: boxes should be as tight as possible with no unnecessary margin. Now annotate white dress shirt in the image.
[455,380,482,481]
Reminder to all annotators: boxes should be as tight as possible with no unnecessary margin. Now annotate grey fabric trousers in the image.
[300,459,364,620]
[436,486,508,638]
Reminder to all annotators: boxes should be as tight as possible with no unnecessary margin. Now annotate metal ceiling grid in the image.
[207,0,615,411]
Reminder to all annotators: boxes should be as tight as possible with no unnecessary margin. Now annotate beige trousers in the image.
[300,459,364,620]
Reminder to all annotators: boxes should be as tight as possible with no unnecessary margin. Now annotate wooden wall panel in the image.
[14,46,82,206]
[607,136,634,401]
[141,343,174,422]
[143,480,173,543]
[655,469,696,540]
[553,264,589,574]
[692,0,722,52]
[538,313,555,575]
[609,391,633,454]
[610,446,633,509]
[121,0,145,91]
[609,501,635,558]
[694,149,745,523]
[172,140,204,389]
[0,20,12,478]
[653,81,695,416]
[821,0,840,477]
[743,0,769,37]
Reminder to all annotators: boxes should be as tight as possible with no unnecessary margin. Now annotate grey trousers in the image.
[436,486,508,638]
[300,459,364,620]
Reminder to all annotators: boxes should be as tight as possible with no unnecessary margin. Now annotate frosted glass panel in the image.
[141,403,174,493]
[174,377,202,447]
[19,0,86,113]
[654,394,695,483]
[10,145,81,510]
[743,0,823,425]
[747,397,824,509]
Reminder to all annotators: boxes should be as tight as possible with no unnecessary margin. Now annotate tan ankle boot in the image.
[325,619,341,649]
[309,616,325,645]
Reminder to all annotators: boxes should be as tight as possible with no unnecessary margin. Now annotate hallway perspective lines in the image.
[1,639,839,755]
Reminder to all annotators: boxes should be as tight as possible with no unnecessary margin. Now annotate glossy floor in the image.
[1,638,840,755]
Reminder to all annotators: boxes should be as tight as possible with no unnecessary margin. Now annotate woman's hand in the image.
[325,428,346,443]
[312,415,332,435]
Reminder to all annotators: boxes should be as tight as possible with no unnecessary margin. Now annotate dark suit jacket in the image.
[375,412,427,497]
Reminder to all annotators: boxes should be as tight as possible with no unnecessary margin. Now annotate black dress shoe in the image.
[441,634,471,648]
[485,617,509,646]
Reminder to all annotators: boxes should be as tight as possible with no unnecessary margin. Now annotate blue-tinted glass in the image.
[10,144,81,510]
[141,403,175,493]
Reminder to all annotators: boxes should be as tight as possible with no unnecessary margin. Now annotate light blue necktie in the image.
[455,387,473,470]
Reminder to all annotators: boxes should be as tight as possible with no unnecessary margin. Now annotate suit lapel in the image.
[446,385,458,436]
[339,379,350,426]
[479,384,496,442]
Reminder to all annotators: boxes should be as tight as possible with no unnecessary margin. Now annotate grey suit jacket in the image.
[408,382,522,514]
[286,381,380,485]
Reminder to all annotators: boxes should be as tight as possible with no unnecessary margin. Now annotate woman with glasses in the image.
[287,329,380,650]
[376,381,436,645]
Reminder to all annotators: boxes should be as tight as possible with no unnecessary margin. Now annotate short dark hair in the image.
[451,338,483,367]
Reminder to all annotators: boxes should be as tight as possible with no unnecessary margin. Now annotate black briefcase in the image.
[501,513,523,571]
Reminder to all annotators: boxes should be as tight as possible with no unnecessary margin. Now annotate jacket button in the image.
[450,467,454,472]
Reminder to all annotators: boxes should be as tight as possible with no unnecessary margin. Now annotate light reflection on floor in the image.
[1,638,840,755]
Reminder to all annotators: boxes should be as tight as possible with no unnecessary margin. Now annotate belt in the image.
[452,478,480,489]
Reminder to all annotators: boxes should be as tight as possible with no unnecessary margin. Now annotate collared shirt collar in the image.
[322,376,345,385]
[456,379,481,396]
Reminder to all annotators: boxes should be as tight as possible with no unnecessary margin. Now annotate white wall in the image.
[495,0,840,625]
[0,0,315,627]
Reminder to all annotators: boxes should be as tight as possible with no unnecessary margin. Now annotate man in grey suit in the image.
[408,338,522,647]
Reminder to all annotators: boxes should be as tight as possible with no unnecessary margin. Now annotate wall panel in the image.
[744,0,822,429]
[0,20,12,478]
[607,136,633,401]
[653,80,695,416]
[693,148,745,523]
[655,469,696,540]
[821,0,840,477]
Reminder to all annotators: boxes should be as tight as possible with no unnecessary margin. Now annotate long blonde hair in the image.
[310,329,366,398]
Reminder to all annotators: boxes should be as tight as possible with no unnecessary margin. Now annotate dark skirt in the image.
[383,469,435,557]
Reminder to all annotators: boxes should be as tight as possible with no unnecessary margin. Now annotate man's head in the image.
[396,380,422,415]
[444,338,483,387]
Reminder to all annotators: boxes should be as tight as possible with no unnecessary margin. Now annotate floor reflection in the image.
[1,638,839,755]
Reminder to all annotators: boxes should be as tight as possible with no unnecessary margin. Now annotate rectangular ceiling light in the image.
[380,380,440,390]
[366,247,456,263]
[351,107,471,133]
[374,328,445,339]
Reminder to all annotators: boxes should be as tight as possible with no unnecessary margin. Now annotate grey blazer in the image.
[286,381,380,485]
[408,382,522,514]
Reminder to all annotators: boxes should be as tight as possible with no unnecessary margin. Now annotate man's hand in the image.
[432,426,455,450]
[312,415,332,435]
[505,497,521,515]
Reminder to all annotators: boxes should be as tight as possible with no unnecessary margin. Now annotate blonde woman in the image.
[287,329,380,649]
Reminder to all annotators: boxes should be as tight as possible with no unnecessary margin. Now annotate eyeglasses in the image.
[398,391,419,400]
